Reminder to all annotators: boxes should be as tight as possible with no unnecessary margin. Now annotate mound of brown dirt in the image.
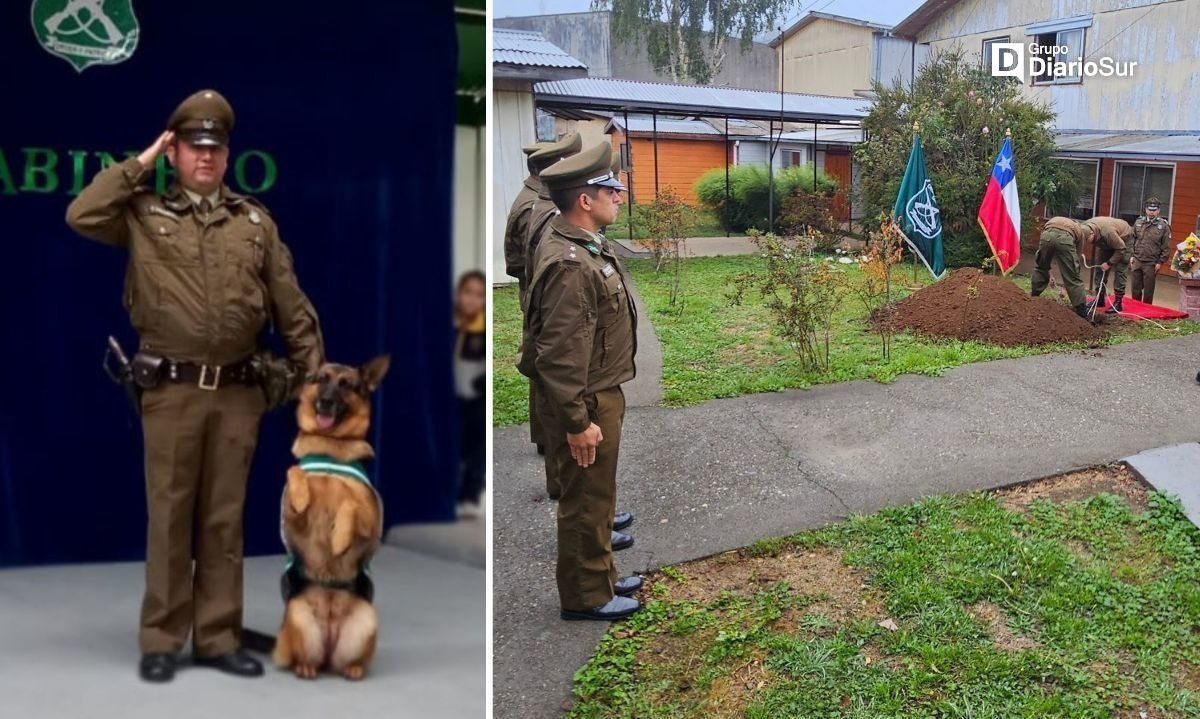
[883,268,1105,347]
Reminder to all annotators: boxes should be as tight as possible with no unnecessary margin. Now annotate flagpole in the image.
[912,120,920,284]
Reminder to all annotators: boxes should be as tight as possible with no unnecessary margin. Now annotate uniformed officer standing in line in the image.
[1126,197,1172,306]
[520,142,643,621]
[505,134,581,459]
[1031,216,1090,319]
[66,90,323,682]
[1081,216,1130,311]
[523,143,634,548]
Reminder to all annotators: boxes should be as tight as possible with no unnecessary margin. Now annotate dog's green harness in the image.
[281,455,381,602]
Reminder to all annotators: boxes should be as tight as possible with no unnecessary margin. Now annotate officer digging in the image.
[66,90,324,683]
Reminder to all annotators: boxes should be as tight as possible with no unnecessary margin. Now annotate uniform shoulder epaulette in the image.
[240,195,272,215]
[561,243,583,265]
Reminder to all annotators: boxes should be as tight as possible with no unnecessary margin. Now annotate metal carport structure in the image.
[533,77,872,236]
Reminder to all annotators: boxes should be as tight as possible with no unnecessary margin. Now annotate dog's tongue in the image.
[316,414,335,430]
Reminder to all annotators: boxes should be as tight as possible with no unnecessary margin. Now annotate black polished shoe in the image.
[139,653,176,683]
[536,443,546,456]
[611,530,633,551]
[193,649,264,677]
[561,595,642,621]
[614,575,644,596]
[548,492,561,501]
[613,511,634,531]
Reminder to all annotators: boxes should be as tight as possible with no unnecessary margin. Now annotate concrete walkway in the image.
[493,333,1200,718]
[1,546,484,718]
[1125,442,1200,525]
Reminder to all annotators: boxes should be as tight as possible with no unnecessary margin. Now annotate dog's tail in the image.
[242,627,277,655]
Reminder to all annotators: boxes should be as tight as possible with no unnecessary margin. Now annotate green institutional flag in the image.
[892,134,945,279]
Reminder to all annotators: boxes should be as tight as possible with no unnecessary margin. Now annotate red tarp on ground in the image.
[1087,296,1190,320]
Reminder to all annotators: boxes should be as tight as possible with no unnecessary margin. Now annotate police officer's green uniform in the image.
[518,143,640,618]
[1081,217,1130,310]
[1128,197,1172,304]
[66,90,323,671]
[1031,216,1089,317]
[508,134,581,480]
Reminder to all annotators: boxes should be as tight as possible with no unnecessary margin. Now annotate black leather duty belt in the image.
[163,357,257,390]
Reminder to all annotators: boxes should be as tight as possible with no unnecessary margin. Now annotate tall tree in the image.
[594,0,799,84]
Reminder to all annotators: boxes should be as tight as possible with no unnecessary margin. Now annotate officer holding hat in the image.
[505,134,581,466]
[1128,197,1172,304]
[66,89,323,682]
[518,142,642,621]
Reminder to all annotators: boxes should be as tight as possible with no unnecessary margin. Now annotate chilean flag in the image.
[977,137,1021,273]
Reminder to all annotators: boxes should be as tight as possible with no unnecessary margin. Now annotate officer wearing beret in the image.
[66,89,323,682]
[506,134,580,467]
[1127,197,1172,305]
[518,142,642,621]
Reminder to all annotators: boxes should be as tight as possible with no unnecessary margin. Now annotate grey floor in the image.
[0,545,484,719]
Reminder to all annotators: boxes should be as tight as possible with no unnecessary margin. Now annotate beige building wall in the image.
[778,18,876,97]
[912,0,1200,131]
[493,81,537,284]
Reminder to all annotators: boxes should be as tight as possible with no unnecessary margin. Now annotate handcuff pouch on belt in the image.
[131,352,166,389]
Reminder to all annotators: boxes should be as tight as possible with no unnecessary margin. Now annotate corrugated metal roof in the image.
[535,77,868,123]
[777,128,865,144]
[610,115,722,135]
[1055,132,1200,159]
[493,28,587,69]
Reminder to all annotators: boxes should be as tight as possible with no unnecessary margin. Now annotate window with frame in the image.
[981,36,1011,74]
[1031,27,1085,85]
[1114,163,1173,223]
[1044,159,1098,220]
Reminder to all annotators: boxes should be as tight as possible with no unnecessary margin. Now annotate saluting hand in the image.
[567,423,604,468]
[137,130,176,170]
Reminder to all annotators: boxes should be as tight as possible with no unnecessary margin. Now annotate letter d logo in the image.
[991,43,1024,78]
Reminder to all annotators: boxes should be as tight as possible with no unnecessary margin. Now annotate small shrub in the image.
[695,164,838,233]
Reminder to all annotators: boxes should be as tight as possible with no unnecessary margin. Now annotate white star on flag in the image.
[997,155,1012,172]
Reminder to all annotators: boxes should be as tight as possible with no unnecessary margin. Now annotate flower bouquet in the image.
[1170,233,1200,278]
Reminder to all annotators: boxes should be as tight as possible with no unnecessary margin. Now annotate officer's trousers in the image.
[138,381,265,656]
[1129,259,1160,303]
[1032,229,1085,307]
[549,386,623,611]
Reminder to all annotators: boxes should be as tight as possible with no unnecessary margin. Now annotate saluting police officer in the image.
[1081,216,1130,312]
[523,142,634,548]
[520,142,642,621]
[66,90,323,682]
[1127,197,1172,305]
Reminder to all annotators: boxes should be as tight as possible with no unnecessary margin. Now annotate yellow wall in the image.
[777,18,875,97]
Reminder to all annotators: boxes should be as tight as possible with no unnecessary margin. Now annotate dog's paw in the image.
[342,664,366,681]
[293,664,319,680]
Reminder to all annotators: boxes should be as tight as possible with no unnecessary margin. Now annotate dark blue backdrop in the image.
[0,2,460,566]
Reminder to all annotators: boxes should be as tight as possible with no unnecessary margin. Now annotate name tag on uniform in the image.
[600,263,615,278]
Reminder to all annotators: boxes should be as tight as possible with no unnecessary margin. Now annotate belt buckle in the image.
[198,364,221,391]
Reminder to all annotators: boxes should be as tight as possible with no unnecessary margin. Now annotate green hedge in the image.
[694,164,838,233]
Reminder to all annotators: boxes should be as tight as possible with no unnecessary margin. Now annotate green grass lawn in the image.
[493,255,1200,425]
[568,468,1200,718]
[607,207,728,240]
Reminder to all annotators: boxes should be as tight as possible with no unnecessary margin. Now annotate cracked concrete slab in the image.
[493,333,1200,718]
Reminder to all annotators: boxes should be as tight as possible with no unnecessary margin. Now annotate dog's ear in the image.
[331,500,358,557]
[360,355,391,393]
[285,467,311,515]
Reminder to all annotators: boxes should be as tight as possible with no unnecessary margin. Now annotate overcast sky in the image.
[493,0,927,31]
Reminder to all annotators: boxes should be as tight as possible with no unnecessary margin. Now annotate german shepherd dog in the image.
[272,356,390,679]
